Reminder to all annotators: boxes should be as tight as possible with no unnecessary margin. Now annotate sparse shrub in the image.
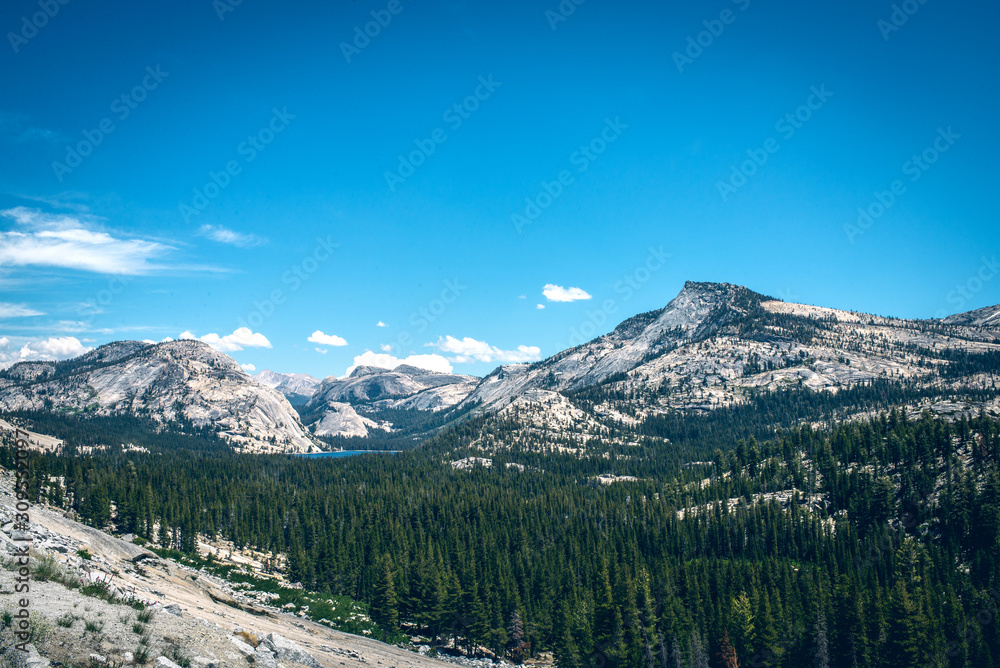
[167,645,192,668]
[30,554,61,582]
[77,548,93,560]
[134,646,150,665]
[137,607,155,623]
[27,613,53,649]
[132,622,146,634]
[84,619,104,633]
[56,614,77,628]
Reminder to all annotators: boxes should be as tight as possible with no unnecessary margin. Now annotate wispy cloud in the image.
[543,284,592,302]
[431,335,541,364]
[198,224,266,248]
[0,112,62,145]
[16,192,92,214]
[0,302,44,318]
[0,206,171,275]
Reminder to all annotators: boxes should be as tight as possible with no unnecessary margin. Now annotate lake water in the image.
[298,450,399,458]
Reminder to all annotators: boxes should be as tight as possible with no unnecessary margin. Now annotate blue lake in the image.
[298,450,399,458]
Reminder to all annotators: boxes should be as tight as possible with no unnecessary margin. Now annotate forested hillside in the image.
[6,400,999,667]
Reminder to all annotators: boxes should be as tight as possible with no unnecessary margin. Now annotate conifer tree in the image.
[370,554,399,631]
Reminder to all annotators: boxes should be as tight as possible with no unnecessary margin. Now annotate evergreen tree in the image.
[370,555,399,631]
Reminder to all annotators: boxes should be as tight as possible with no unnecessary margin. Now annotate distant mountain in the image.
[451,281,1000,454]
[0,340,318,453]
[302,364,478,438]
[253,370,321,405]
[943,304,1000,328]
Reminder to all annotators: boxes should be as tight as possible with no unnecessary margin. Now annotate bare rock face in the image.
[253,370,321,403]
[943,304,1000,329]
[456,281,1000,443]
[302,365,478,438]
[0,340,317,453]
[310,402,389,438]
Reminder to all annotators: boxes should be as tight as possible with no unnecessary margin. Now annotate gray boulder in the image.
[262,634,322,668]
[251,647,278,668]
[155,658,183,668]
[162,603,183,616]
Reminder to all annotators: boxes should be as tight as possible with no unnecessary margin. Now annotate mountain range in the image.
[3,280,999,452]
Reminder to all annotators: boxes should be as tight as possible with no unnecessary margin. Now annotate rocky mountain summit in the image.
[462,281,1000,412]
[253,370,322,405]
[449,281,1000,454]
[0,340,317,453]
[302,365,478,438]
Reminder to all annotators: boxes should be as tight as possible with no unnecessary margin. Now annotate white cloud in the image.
[536,304,546,310]
[1,336,92,366]
[380,344,393,352]
[0,207,171,275]
[308,330,348,347]
[0,302,44,318]
[180,327,272,352]
[518,294,526,299]
[376,321,387,327]
[345,351,453,376]
[432,335,541,364]
[543,284,592,302]
[315,347,327,354]
[241,363,256,372]
[198,224,265,248]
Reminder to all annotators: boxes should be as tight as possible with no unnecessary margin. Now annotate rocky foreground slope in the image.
[0,468,469,668]
[0,341,318,453]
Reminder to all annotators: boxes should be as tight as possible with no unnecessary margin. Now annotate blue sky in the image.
[1,0,997,379]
